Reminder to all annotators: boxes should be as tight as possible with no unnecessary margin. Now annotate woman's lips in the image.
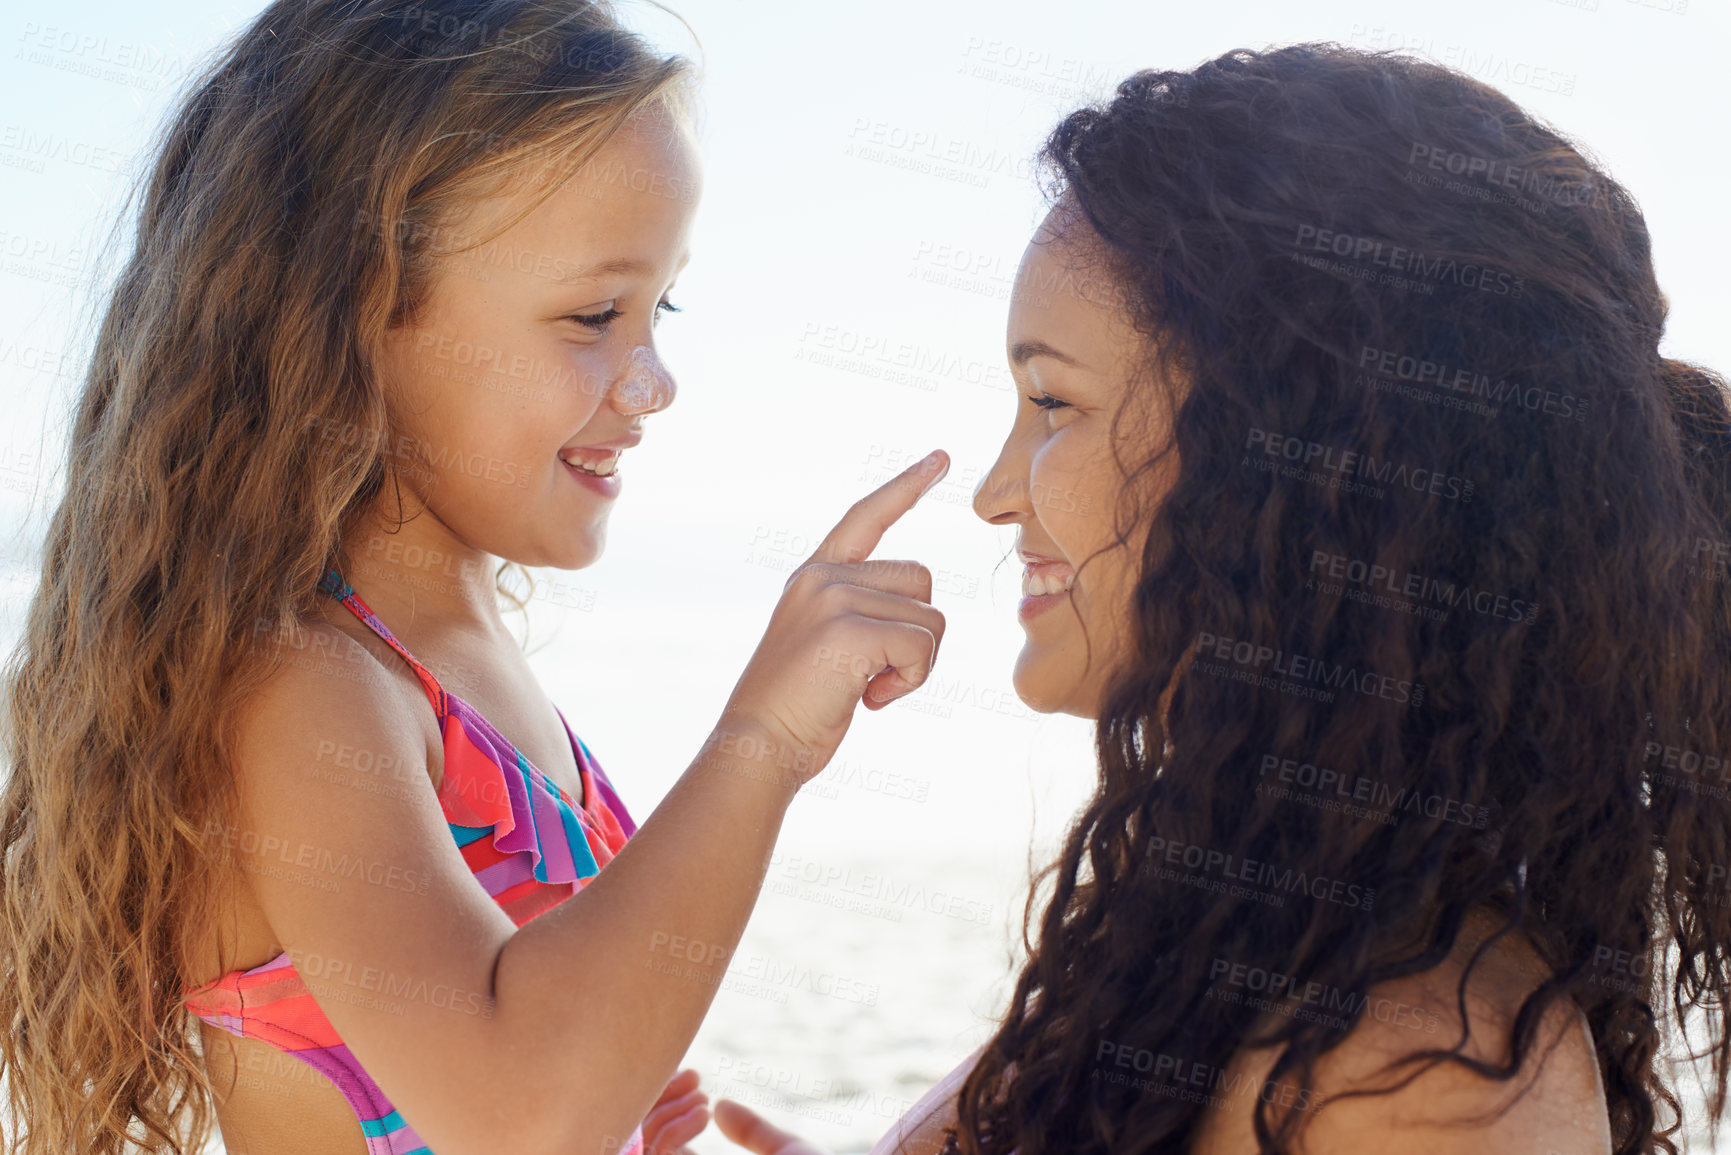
[1019,559,1075,622]
[1022,559,1076,596]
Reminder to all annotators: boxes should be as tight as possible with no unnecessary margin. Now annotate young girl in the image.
[0,3,950,1153]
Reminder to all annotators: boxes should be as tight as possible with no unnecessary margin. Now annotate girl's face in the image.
[973,206,1173,719]
[373,105,701,574]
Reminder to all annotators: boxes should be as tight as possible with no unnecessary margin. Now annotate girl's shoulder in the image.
[190,610,439,986]
[234,595,456,820]
[1187,909,1611,1155]
[241,603,433,729]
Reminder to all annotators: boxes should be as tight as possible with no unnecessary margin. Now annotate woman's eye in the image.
[1026,392,1071,411]
[654,297,682,324]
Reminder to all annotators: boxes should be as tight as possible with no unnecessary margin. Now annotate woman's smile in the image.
[1018,553,1077,622]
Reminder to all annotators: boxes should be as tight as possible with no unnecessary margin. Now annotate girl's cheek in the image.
[563,346,613,409]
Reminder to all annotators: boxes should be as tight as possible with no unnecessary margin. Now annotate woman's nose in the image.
[973,445,1029,526]
[610,345,677,416]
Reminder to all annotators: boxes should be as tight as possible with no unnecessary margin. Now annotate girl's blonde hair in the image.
[0,3,694,1150]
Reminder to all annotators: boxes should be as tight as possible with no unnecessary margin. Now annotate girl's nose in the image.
[611,345,677,416]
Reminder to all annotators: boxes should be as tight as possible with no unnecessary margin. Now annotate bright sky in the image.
[3,0,1726,854]
[4,0,1726,844]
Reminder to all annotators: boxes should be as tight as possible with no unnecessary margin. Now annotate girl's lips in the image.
[562,456,621,498]
[561,447,621,470]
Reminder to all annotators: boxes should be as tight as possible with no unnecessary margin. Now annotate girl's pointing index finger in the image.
[806,449,951,568]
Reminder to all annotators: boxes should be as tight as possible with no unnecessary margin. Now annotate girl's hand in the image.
[643,1068,710,1154]
[717,449,951,783]
[713,1098,832,1155]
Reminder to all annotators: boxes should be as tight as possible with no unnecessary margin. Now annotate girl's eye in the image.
[1026,392,1071,411]
[570,305,622,331]
[569,298,682,333]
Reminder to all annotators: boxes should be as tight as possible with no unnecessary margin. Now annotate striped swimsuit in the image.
[185,568,642,1155]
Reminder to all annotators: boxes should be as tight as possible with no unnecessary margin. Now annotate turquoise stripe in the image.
[318,568,353,601]
[447,822,492,848]
[361,1109,407,1137]
[560,790,599,880]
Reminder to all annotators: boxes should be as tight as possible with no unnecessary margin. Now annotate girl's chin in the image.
[547,524,608,571]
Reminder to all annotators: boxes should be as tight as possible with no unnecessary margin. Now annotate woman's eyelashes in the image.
[569,297,682,333]
[1026,392,1071,411]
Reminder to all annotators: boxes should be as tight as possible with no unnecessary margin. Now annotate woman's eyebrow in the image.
[1009,339,1086,369]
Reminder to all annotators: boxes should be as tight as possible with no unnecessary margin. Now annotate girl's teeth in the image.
[563,452,619,476]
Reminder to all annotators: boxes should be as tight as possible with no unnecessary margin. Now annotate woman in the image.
[711,42,1731,1155]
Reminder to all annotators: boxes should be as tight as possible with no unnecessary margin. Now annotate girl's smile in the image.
[559,431,641,496]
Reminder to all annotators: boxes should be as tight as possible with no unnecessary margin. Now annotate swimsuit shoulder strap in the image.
[317,567,448,719]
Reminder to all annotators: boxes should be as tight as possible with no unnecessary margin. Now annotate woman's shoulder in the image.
[1188,907,1611,1155]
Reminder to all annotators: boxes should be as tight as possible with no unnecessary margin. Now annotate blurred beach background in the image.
[2,0,1728,1149]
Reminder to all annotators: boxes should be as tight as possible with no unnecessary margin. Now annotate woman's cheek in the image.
[1029,442,1091,544]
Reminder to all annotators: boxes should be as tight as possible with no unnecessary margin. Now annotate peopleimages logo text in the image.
[1145,835,1377,910]
[1245,428,1475,503]
[1195,630,1426,707]
[1291,223,1526,298]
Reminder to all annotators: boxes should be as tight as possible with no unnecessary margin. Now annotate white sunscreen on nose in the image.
[616,345,670,410]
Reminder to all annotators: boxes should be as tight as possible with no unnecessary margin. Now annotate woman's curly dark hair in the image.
[948,42,1731,1155]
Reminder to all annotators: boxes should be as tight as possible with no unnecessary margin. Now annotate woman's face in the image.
[372,104,701,574]
[973,206,1172,719]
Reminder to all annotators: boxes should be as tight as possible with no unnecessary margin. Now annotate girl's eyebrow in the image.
[550,250,692,285]
[551,257,654,284]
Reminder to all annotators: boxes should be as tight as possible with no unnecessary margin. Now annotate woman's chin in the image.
[1010,653,1073,716]
[1012,650,1107,720]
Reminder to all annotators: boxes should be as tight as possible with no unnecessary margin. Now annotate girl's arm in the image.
[229,453,950,1155]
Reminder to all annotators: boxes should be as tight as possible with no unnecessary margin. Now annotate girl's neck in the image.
[331,511,507,641]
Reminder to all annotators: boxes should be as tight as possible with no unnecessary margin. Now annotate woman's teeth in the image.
[1022,569,1076,597]
[562,450,620,477]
